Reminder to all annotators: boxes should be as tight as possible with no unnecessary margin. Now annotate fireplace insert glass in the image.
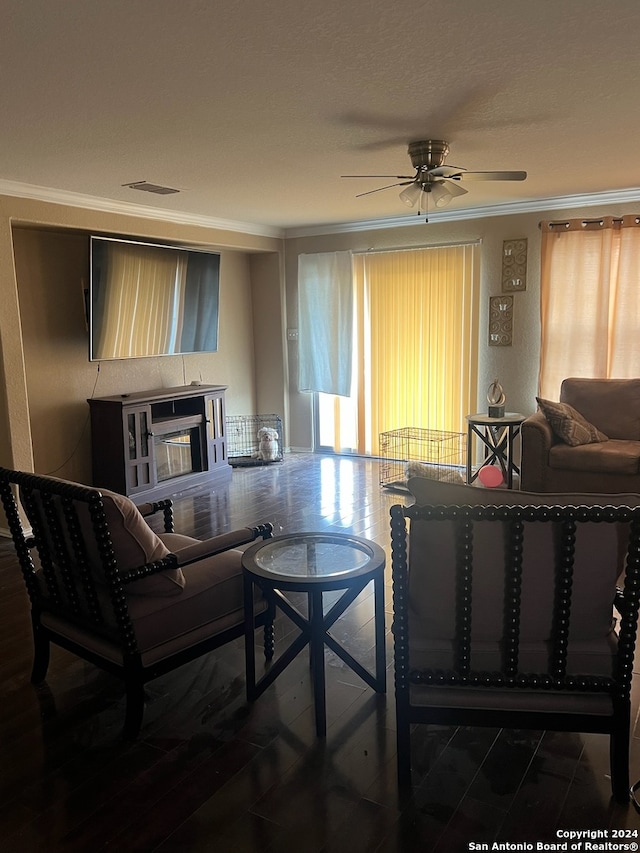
[154,426,203,482]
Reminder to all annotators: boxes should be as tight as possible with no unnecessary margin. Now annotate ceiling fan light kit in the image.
[429,184,452,208]
[398,183,423,207]
[342,139,527,217]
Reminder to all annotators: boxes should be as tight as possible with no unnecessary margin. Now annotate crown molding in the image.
[284,187,640,238]
[1,178,639,242]
[0,179,284,239]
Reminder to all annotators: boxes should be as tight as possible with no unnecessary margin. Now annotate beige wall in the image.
[2,190,640,493]
[0,195,284,488]
[249,251,288,426]
[284,199,640,450]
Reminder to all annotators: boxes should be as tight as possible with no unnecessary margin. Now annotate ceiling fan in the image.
[342,140,526,213]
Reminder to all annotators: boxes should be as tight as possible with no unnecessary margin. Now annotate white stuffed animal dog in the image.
[255,427,279,461]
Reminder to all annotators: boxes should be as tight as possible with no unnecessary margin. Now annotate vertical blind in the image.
[308,243,480,456]
[356,244,479,454]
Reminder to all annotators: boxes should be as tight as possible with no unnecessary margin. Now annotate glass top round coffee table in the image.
[242,532,386,738]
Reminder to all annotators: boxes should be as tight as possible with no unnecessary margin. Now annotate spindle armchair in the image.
[391,482,640,803]
[0,467,274,738]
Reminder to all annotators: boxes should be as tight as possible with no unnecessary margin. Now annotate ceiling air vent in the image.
[122,181,180,195]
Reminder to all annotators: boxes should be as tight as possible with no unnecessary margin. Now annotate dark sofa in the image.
[521,377,640,493]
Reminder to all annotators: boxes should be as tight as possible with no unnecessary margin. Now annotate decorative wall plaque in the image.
[489,294,513,346]
[502,238,527,292]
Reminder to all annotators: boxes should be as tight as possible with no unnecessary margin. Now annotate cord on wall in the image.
[45,363,101,475]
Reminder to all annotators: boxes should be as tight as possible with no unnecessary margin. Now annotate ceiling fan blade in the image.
[344,140,526,210]
[341,174,415,179]
[355,181,414,197]
[455,170,527,181]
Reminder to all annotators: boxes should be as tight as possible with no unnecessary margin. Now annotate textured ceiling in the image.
[2,0,640,234]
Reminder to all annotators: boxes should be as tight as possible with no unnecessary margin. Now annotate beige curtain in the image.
[95,243,187,359]
[539,215,640,399]
[298,251,353,397]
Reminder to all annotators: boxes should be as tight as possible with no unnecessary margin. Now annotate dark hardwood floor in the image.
[1,453,639,851]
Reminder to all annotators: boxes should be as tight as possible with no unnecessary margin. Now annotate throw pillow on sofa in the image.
[536,397,608,447]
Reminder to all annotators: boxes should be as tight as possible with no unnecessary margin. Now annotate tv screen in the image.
[89,236,220,361]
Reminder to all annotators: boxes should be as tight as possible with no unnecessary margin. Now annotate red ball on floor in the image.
[478,465,504,487]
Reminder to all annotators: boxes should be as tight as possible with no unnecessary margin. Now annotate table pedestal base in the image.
[244,567,386,738]
[466,413,525,490]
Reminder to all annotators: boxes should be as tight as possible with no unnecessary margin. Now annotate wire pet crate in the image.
[225,414,283,467]
[379,427,466,489]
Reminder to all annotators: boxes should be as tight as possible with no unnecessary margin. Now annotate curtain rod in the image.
[540,216,640,229]
[353,238,482,255]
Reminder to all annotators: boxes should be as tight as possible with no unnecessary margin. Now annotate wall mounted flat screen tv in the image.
[89,236,220,361]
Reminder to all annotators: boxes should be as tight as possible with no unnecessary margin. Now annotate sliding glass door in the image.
[315,243,480,456]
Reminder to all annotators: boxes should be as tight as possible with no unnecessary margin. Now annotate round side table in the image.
[466,412,526,489]
[242,532,386,738]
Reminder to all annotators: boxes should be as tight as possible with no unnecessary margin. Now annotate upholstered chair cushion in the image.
[127,549,265,658]
[536,397,608,447]
[548,440,640,475]
[560,377,640,439]
[40,548,267,666]
[407,476,640,511]
[405,477,638,677]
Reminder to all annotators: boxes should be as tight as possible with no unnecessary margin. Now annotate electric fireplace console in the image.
[88,385,231,503]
